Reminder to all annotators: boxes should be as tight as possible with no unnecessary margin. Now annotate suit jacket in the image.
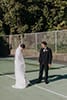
[39,47,52,65]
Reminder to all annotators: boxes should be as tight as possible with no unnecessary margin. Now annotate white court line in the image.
[0,72,15,79]
[35,85,67,99]
[6,75,15,79]
[0,72,67,99]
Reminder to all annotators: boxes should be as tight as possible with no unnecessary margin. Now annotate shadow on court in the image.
[26,69,39,73]
[29,74,67,86]
[49,74,67,82]
[26,65,67,73]
[50,65,67,70]
[26,65,67,74]
[30,78,42,86]
[0,72,14,76]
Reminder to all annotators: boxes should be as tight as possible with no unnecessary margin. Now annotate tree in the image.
[0,0,67,35]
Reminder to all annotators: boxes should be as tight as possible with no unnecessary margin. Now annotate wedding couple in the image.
[12,41,52,89]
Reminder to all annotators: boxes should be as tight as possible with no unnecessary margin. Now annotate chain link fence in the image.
[0,30,67,57]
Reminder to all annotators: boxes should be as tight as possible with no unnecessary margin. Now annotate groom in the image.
[38,41,52,84]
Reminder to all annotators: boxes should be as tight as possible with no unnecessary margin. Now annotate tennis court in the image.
[0,57,67,100]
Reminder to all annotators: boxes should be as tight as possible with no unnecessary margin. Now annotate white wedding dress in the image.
[12,45,28,89]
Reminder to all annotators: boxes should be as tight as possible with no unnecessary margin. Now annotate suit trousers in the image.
[39,64,49,82]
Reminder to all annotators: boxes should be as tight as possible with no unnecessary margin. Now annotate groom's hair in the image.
[41,41,47,46]
[20,44,25,49]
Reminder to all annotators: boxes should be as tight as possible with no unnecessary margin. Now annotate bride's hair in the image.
[20,44,25,49]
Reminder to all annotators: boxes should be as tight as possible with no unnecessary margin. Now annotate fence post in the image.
[20,34,24,44]
[55,31,58,53]
[35,33,38,51]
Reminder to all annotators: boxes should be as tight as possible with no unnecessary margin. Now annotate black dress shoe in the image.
[45,80,49,84]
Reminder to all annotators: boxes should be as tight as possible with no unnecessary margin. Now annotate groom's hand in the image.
[48,64,51,67]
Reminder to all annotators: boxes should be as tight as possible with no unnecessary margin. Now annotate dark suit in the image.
[39,47,52,83]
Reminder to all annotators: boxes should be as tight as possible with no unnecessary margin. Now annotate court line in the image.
[0,72,67,99]
[0,72,15,79]
[35,85,67,99]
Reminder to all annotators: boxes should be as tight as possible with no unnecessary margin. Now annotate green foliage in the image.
[0,0,67,35]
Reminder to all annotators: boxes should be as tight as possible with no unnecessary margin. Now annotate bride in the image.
[12,44,28,89]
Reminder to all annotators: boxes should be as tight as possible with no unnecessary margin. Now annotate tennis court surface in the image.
[0,57,67,100]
